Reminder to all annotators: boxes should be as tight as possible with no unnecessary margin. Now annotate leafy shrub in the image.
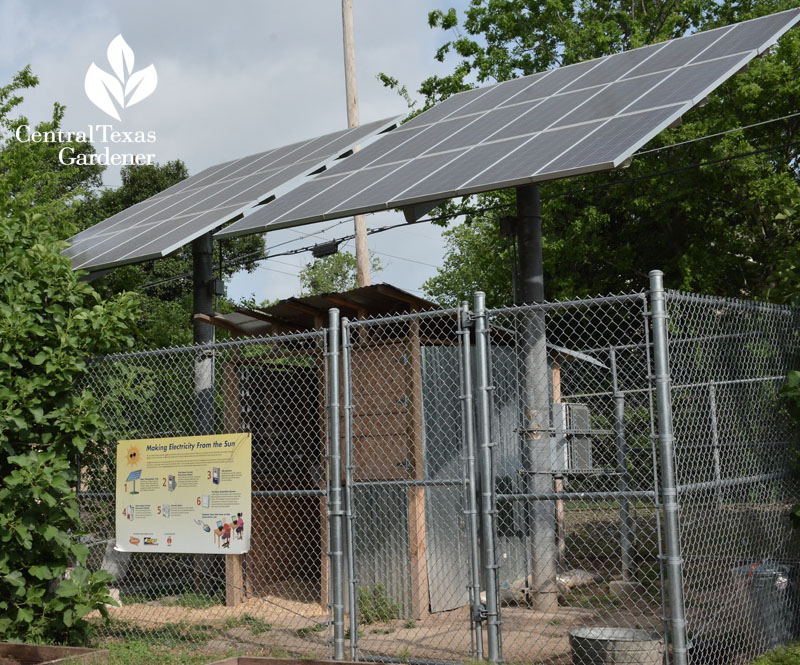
[357,584,401,624]
[0,209,137,643]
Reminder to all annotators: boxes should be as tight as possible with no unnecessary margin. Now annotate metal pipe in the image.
[610,348,634,584]
[708,384,723,510]
[326,308,346,660]
[565,374,786,400]
[341,318,359,660]
[459,301,484,660]
[192,232,215,436]
[497,491,656,501]
[352,479,462,488]
[489,293,647,318]
[252,489,326,497]
[516,184,558,612]
[473,291,501,662]
[649,270,688,665]
[677,471,791,494]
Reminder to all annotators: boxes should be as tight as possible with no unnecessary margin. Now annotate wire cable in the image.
[138,128,800,291]
[634,111,800,156]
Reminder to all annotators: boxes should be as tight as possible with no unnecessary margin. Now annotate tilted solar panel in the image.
[216,8,800,238]
[64,116,400,272]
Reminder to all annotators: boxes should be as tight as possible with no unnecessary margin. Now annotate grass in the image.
[752,644,800,665]
[221,613,272,635]
[294,622,328,638]
[107,641,231,665]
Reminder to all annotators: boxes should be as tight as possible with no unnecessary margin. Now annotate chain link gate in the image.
[77,276,800,665]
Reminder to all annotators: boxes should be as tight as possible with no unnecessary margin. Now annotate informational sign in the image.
[115,433,251,554]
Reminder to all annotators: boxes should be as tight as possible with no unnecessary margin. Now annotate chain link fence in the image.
[76,276,800,665]
[664,291,800,665]
[80,330,334,658]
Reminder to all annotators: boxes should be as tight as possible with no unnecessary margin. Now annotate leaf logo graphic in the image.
[85,35,157,121]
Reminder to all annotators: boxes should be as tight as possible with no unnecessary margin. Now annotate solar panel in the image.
[216,8,800,238]
[64,116,400,272]
[126,469,142,482]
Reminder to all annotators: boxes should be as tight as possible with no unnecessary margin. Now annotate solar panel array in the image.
[216,8,800,237]
[64,117,400,272]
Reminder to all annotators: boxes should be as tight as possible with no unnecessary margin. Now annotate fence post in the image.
[473,292,501,663]
[341,317,359,661]
[459,301,484,660]
[708,384,723,510]
[649,271,689,665]
[327,308,346,660]
[610,348,634,585]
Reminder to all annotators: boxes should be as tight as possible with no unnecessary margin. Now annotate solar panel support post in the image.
[192,231,215,434]
[192,231,218,595]
[515,184,559,611]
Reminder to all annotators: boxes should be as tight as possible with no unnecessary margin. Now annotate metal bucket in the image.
[569,627,664,665]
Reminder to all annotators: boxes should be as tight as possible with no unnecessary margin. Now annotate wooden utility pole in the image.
[341,0,370,287]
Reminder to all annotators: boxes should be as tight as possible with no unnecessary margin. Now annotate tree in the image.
[386,0,800,304]
[299,251,382,295]
[0,69,138,644]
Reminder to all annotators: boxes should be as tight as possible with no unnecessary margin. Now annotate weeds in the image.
[221,613,272,634]
[358,584,401,624]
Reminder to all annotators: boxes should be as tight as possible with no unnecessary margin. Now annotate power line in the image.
[634,111,800,156]
[139,124,800,291]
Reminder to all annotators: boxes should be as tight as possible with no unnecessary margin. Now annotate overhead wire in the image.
[138,115,800,292]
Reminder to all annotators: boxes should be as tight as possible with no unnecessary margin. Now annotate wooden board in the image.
[0,643,108,664]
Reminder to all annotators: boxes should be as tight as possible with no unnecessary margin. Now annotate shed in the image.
[197,284,446,616]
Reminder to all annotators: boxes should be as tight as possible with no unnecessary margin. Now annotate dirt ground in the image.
[93,587,664,664]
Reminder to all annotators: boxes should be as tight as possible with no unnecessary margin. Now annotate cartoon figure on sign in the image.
[234,512,245,540]
[213,519,234,549]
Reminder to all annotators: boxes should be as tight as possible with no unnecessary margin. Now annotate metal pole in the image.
[473,292,501,663]
[649,270,688,665]
[515,184,558,610]
[192,232,216,590]
[610,348,634,585]
[341,318,359,660]
[192,231,215,434]
[341,0,370,287]
[459,302,484,660]
[708,383,723,510]
[327,309,346,660]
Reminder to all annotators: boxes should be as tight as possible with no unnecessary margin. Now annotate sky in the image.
[0,0,473,303]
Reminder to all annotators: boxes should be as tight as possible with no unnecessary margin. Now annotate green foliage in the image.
[0,67,103,239]
[294,621,327,637]
[0,69,138,645]
[107,640,225,665]
[0,451,115,643]
[221,613,272,634]
[750,643,800,665]
[357,584,401,624]
[781,371,800,528]
[299,251,382,295]
[388,1,800,304]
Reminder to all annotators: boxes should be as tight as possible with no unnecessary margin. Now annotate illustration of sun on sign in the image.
[85,34,158,121]
[126,445,140,465]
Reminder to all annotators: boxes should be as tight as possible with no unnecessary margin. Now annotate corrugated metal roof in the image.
[195,283,439,337]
